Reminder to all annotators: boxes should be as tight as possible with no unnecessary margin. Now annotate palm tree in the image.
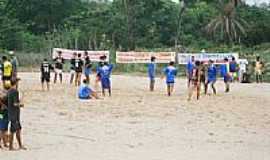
[206,1,248,44]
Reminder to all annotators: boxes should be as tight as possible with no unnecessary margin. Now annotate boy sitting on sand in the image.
[163,61,177,96]
[78,79,99,100]
[97,62,114,97]
[7,80,26,150]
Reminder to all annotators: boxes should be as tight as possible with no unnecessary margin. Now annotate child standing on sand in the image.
[163,61,177,96]
[148,56,156,91]
[7,80,26,150]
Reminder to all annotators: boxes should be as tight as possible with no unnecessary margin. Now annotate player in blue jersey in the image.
[97,62,113,97]
[229,57,238,82]
[205,60,217,95]
[186,56,195,87]
[148,56,156,91]
[163,61,177,96]
[220,58,231,92]
[78,79,99,100]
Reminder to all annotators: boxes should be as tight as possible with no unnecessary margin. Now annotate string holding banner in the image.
[116,52,175,64]
[52,48,110,62]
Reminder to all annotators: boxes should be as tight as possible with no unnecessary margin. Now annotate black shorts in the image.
[10,120,22,133]
[200,75,206,83]
[2,76,11,81]
[41,75,50,83]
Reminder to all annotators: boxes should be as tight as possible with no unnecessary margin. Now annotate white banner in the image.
[177,53,239,64]
[52,48,110,62]
[116,52,175,64]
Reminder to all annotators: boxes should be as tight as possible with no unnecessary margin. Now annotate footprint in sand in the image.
[209,132,215,136]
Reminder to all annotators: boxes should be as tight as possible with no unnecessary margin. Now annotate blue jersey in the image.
[208,64,217,82]
[220,64,227,77]
[229,61,237,72]
[98,64,113,89]
[164,66,177,83]
[148,63,156,79]
[186,61,194,74]
[78,84,92,99]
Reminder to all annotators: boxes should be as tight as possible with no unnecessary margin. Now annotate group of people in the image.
[0,52,25,150]
[40,51,114,99]
[148,55,265,101]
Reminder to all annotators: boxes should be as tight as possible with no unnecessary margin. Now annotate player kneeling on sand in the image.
[78,79,99,100]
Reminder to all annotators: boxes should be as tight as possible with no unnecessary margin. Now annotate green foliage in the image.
[0,0,270,81]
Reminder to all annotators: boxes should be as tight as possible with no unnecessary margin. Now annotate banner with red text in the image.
[52,48,110,61]
[116,52,175,64]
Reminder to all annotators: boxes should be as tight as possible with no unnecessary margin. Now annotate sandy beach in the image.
[1,72,270,160]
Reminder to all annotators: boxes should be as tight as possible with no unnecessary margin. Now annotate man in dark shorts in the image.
[75,53,84,86]
[53,51,65,84]
[70,53,77,84]
[200,61,207,94]
[7,80,26,150]
[41,59,54,91]
[186,56,195,87]
[84,51,92,84]
[188,61,201,101]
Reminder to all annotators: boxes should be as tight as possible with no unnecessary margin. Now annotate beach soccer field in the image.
[2,72,270,160]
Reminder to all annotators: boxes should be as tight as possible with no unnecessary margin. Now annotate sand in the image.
[1,72,270,160]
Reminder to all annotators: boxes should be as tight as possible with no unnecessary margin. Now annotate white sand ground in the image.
[1,72,270,160]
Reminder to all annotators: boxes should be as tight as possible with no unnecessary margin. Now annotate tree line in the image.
[0,0,269,53]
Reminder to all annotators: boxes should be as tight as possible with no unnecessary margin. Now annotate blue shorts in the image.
[166,81,174,87]
[0,117,8,131]
[224,75,231,83]
[101,78,111,89]
[208,78,216,83]
[84,68,91,76]
[149,77,155,82]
